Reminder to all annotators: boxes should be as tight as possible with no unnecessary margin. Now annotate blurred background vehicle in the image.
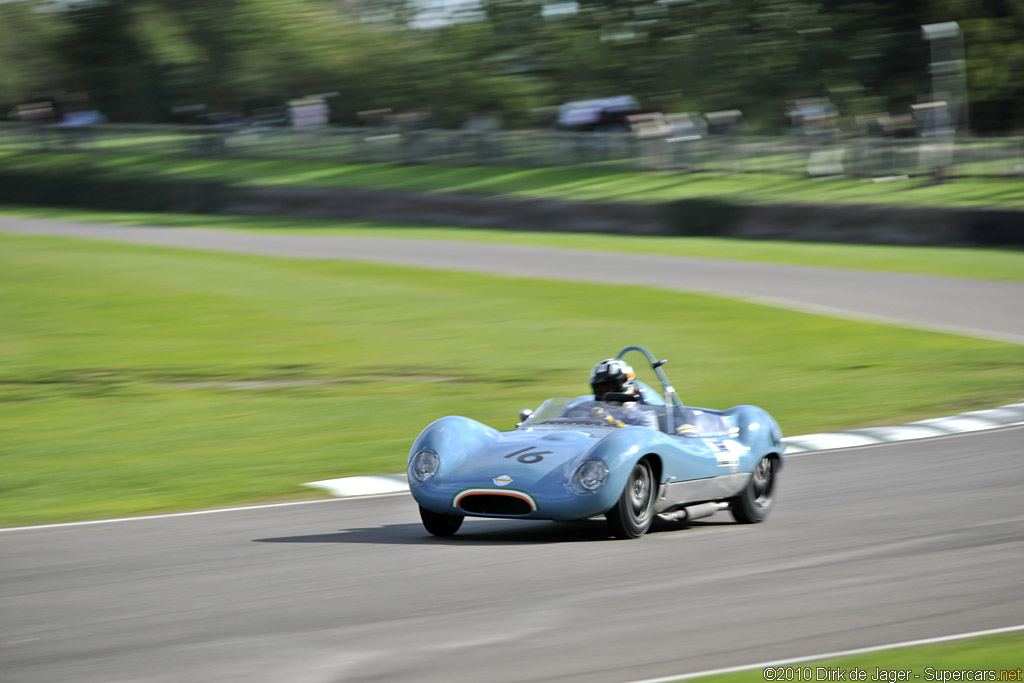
[556,96,643,133]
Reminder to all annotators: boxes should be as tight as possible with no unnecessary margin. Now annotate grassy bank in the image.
[685,632,1024,683]
[2,233,1022,525]
[3,205,1023,282]
[2,151,1023,209]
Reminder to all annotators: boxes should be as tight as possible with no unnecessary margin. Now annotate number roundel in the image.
[503,446,551,464]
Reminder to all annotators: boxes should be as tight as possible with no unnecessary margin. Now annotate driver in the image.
[587,359,658,429]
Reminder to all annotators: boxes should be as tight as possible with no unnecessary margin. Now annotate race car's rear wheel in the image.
[730,455,776,524]
[607,458,656,539]
[419,506,464,536]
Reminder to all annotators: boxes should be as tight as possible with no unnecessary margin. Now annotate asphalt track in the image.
[2,427,1023,683]
[2,217,1023,681]
[1,217,1022,344]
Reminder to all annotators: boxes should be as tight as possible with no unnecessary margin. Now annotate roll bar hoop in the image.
[615,346,684,433]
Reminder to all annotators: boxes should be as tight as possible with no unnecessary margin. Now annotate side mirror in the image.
[517,409,534,427]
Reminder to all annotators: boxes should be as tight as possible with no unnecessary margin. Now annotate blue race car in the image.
[407,346,784,539]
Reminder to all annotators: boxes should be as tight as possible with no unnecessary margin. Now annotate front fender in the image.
[582,427,669,503]
[409,416,499,478]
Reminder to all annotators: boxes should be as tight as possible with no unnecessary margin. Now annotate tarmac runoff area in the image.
[304,399,1024,498]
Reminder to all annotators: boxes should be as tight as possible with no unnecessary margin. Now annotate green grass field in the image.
[2,232,1022,526]
[3,205,1023,282]
[2,150,1023,209]
[685,632,1024,683]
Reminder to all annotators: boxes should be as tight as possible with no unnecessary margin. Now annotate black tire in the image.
[730,456,776,524]
[607,458,656,539]
[419,506,464,536]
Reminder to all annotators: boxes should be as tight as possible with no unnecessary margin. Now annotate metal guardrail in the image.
[0,122,1021,178]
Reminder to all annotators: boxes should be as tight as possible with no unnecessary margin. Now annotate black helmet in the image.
[590,358,637,400]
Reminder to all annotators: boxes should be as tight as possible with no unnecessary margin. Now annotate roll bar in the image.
[615,345,684,433]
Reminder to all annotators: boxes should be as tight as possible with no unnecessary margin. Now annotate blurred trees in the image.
[0,0,1020,132]
[952,0,1024,131]
[0,1,68,111]
[56,0,167,121]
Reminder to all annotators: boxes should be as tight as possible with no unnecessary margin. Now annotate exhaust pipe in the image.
[658,502,729,523]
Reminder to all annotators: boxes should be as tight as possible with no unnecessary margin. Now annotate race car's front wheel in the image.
[419,506,464,536]
[730,456,776,524]
[607,458,656,539]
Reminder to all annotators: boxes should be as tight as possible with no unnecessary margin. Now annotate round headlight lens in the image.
[409,449,440,483]
[575,459,608,492]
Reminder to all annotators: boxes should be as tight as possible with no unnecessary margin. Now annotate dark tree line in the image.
[1,0,1021,132]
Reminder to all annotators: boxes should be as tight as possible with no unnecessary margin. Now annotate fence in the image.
[1,122,1022,178]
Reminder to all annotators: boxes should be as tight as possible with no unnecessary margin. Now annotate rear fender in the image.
[726,405,784,467]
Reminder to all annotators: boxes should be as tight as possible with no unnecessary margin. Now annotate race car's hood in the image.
[410,416,623,491]
[453,426,607,489]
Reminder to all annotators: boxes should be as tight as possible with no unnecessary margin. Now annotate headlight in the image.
[409,449,440,483]
[574,459,608,492]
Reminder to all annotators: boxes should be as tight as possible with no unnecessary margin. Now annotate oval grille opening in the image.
[458,494,532,515]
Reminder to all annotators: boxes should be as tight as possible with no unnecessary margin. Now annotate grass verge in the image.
[1,151,1023,209]
[2,233,1022,525]
[2,205,1023,282]
[683,632,1023,683]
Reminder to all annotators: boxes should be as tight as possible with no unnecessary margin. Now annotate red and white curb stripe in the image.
[304,400,1024,497]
